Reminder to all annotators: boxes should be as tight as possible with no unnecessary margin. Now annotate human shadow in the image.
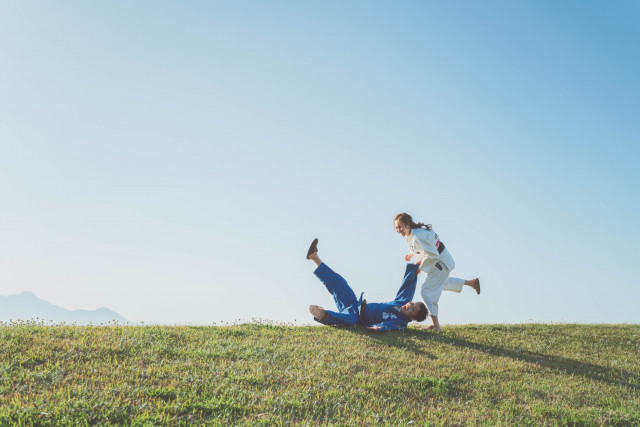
[434,333,640,392]
[344,327,639,391]
[344,327,437,359]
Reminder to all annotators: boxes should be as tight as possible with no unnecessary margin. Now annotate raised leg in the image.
[307,242,359,325]
[313,263,359,314]
[443,277,464,293]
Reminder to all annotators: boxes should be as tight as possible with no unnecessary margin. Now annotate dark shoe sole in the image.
[309,305,328,321]
[306,238,319,259]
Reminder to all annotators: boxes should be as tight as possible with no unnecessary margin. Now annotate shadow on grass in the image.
[318,326,639,392]
[433,332,640,392]
[339,326,639,391]
[344,327,436,359]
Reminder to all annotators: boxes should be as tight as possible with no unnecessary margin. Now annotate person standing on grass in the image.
[305,238,428,332]
[393,212,481,332]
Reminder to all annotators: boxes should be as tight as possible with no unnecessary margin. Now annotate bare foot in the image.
[472,278,480,295]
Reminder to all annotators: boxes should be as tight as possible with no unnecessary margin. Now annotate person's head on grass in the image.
[401,301,428,322]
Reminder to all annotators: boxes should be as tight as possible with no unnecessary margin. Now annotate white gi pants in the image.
[420,264,464,317]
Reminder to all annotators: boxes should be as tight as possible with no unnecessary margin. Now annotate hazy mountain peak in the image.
[0,292,130,325]
[13,291,38,298]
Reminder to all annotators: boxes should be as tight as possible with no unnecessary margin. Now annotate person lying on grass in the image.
[306,238,428,331]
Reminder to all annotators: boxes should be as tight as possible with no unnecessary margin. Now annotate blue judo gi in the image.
[313,262,420,331]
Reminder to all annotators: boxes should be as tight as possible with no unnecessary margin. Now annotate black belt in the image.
[436,240,445,254]
[358,300,367,325]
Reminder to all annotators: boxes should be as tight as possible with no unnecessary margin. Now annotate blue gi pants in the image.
[313,263,360,326]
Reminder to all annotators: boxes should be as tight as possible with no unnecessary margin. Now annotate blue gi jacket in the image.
[360,263,419,331]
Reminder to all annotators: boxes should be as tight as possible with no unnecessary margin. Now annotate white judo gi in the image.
[408,227,465,317]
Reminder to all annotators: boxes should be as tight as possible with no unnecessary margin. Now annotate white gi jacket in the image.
[408,228,455,273]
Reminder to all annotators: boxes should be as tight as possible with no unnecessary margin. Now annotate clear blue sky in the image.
[1,1,638,325]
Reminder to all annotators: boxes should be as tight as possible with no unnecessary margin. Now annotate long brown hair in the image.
[394,212,432,231]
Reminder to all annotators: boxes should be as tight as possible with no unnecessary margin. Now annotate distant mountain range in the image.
[0,292,129,325]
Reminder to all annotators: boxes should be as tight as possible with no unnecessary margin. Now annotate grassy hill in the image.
[1,323,638,425]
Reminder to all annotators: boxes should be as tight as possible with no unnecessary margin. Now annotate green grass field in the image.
[1,323,639,425]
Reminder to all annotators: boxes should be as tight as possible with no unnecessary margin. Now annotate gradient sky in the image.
[1,1,638,325]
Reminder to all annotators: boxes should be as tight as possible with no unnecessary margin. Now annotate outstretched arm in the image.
[393,262,420,304]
